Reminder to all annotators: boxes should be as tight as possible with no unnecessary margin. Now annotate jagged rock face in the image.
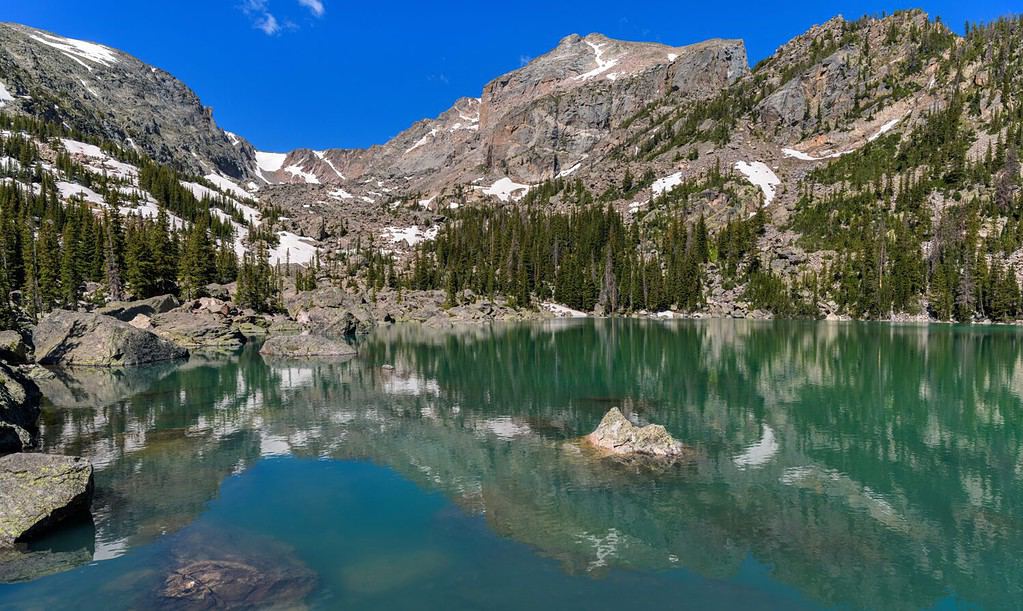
[755,11,939,140]
[0,23,255,179]
[0,453,94,547]
[254,34,748,192]
[479,35,747,181]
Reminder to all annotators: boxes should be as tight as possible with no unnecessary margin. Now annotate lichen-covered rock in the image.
[0,362,42,455]
[0,331,29,365]
[585,408,685,457]
[97,294,180,322]
[150,309,245,350]
[259,334,356,358]
[33,310,188,367]
[0,453,94,546]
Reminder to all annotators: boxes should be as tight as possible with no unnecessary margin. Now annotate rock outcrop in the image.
[259,334,356,358]
[150,307,246,350]
[0,453,94,546]
[0,24,256,179]
[585,408,685,457]
[0,363,41,455]
[0,331,29,365]
[97,294,181,322]
[33,310,188,367]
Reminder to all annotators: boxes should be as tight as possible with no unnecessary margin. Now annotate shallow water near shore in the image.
[2,319,1023,609]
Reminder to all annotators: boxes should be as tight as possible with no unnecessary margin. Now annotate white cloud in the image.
[241,0,281,36]
[298,0,325,17]
[256,12,281,35]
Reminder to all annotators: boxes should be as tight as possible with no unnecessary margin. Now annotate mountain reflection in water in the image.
[5,319,1023,609]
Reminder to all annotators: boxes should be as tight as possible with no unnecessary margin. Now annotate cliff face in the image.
[0,23,256,180]
[253,34,748,192]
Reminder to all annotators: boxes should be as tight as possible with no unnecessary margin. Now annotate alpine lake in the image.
[2,319,1022,609]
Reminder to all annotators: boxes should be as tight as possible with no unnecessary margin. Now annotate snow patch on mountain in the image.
[868,117,902,142]
[328,188,353,201]
[270,231,318,266]
[782,147,847,162]
[284,164,320,184]
[574,41,619,81]
[383,225,440,247]
[255,151,287,174]
[480,177,530,202]
[406,129,439,154]
[28,33,119,70]
[0,81,14,107]
[56,181,105,205]
[652,171,684,196]
[314,151,346,180]
[734,161,780,205]
[204,173,253,200]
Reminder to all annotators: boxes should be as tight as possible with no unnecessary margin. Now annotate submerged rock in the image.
[259,334,356,358]
[585,408,685,457]
[154,528,317,610]
[0,453,94,547]
[33,310,188,367]
[0,362,42,454]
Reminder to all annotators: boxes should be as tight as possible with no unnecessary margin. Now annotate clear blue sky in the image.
[3,1,1017,152]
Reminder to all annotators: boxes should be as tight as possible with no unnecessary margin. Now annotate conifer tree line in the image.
[0,113,286,326]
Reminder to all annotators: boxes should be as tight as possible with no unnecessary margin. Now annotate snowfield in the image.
[56,181,105,205]
[867,117,902,142]
[284,164,320,184]
[255,151,287,181]
[574,41,620,81]
[28,33,119,70]
[651,171,684,196]
[0,81,14,107]
[784,117,904,161]
[382,225,440,247]
[270,231,318,266]
[204,173,253,201]
[733,161,781,205]
[480,177,530,202]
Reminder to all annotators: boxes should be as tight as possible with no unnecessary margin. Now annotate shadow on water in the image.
[2,320,1023,608]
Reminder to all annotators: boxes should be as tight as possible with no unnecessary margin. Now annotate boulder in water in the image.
[259,334,356,358]
[150,309,245,349]
[33,310,187,367]
[0,453,94,546]
[585,408,685,457]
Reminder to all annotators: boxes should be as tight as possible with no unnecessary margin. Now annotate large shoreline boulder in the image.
[33,310,188,367]
[0,453,94,547]
[0,362,42,455]
[259,334,356,358]
[585,408,686,457]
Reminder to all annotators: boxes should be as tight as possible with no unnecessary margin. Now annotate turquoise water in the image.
[2,320,1023,609]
